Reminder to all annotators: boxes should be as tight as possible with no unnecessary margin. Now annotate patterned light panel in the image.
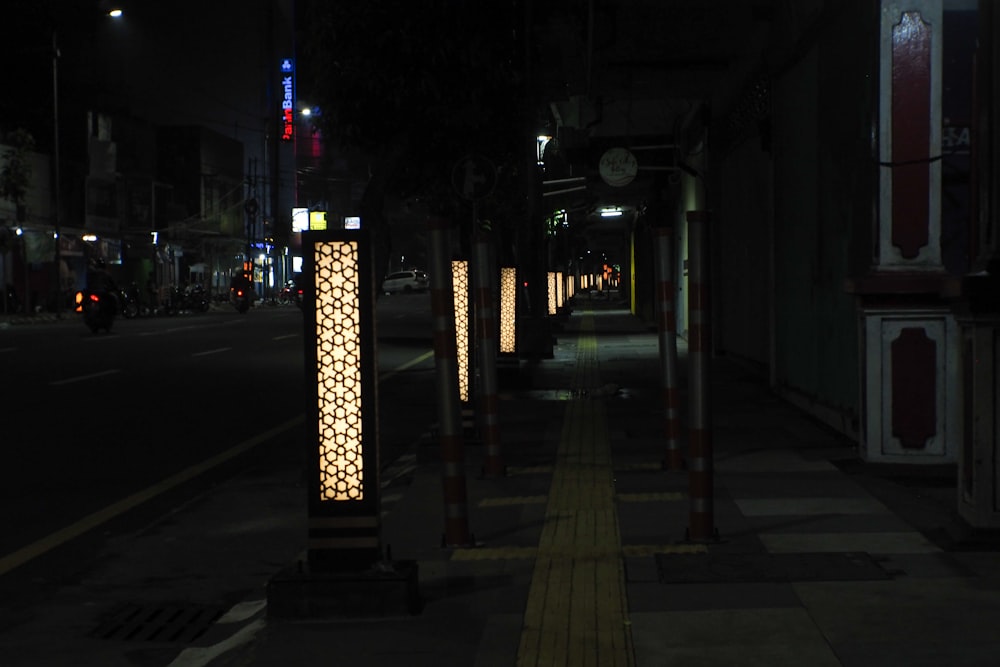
[452,260,470,402]
[314,241,364,501]
[547,272,557,315]
[500,267,517,354]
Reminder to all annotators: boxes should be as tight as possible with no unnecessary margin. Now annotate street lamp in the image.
[50,7,123,317]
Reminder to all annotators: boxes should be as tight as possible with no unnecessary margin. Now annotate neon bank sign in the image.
[281,58,294,142]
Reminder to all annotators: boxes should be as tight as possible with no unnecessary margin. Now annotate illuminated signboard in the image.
[281,58,295,142]
[345,216,361,230]
[292,207,309,232]
[309,211,327,230]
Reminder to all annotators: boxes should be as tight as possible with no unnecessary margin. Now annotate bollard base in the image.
[267,559,420,619]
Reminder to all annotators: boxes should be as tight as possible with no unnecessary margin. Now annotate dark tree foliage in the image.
[299,0,528,263]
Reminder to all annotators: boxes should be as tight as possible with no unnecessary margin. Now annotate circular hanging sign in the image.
[452,154,497,201]
[599,148,638,187]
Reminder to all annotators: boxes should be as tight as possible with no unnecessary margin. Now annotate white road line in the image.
[378,349,433,381]
[217,599,267,624]
[166,619,266,667]
[0,414,304,577]
[5,349,432,577]
[192,347,231,357]
[273,334,298,341]
[49,369,121,386]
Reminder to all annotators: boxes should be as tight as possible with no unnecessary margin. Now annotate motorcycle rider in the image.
[86,258,119,315]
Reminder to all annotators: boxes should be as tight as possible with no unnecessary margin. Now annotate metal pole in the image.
[428,215,473,546]
[654,225,683,470]
[475,232,504,476]
[686,210,714,541]
[52,30,62,318]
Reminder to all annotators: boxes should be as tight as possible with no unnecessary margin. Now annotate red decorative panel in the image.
[891,11,931,259]
[891,327,937,449]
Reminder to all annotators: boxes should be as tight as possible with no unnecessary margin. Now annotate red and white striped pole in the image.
[474,232,504,476]
[654,225,683,470]
[428,215,473,547]
[686,210,715,542]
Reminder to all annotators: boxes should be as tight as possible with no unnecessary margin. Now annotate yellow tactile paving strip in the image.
[450,543,706,561]
[515,314,634,667]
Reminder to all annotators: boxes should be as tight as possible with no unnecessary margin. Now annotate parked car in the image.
[381,270,429,294]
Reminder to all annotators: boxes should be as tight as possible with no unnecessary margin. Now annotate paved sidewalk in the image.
[3,298,999,666]
[216,299,1000,666]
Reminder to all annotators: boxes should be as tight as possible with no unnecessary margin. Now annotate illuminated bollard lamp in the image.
[267,229,419,618]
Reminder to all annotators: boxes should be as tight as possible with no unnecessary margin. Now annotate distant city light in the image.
[108,9,123,18]
[600,208,623,217]
[82,234,98,242]
[301,107,312,116]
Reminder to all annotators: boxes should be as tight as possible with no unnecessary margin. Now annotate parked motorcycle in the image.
[75,289,117,333]
[178,283,210,312]
[119,285,140,319]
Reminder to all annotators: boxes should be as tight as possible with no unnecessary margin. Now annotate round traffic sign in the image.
[452,155,497,201]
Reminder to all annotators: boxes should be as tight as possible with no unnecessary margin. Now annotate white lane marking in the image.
[50,369,121,386]
[273,333,298,341]
[166,618,266,667]
[192,347,231,357]
[217,599,267,624]
[0,414,305,577]
[378,349,433,382]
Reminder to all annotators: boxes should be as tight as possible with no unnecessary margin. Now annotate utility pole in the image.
[246,159,259,296]
[52,29,62,318]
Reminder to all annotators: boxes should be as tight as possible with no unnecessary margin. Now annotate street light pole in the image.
[52,29,62,318]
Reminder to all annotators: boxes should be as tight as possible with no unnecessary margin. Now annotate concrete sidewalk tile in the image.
[735,497,891,516]
[795,578,1000,665]
[716,450,839,473]
[760,531,941,554]
[629,608,842,666]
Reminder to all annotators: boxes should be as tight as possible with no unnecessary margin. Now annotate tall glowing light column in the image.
[556,271,564,310]
[303,230,381,571]
[547,271,557,315]
[499,267,517,355]
[452,260,471,403]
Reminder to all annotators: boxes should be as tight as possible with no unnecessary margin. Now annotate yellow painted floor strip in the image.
[615,462,663,471]
[450,543,707,561]
[617,491,686,502]
[507,465,555,475]
[478,495,548,507]
[517,313,634,667]
[622,544,707,557]
[451,546,538,561]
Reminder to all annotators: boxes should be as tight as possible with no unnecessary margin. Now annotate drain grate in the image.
[655,551,892,584]
[90,602,226,643]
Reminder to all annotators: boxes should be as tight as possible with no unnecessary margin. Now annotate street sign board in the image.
[452,154,497,201]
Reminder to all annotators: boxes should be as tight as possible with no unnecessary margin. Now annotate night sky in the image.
[1,0,294,165]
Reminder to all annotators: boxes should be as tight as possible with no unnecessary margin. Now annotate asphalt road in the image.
[0,293,436,593]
